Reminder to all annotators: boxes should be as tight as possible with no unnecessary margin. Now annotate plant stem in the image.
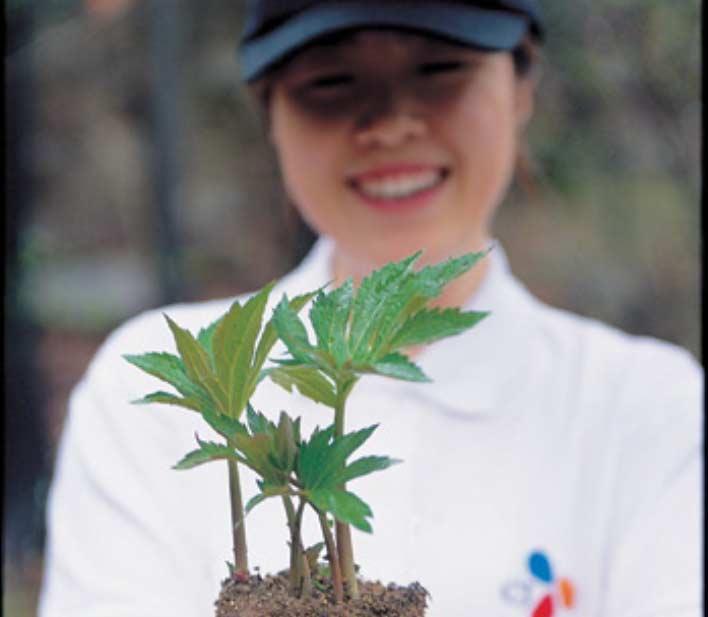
[301,546,313,597]
[317,509,344,604]
[283,495,313,597]
[333,380,359,599]
[289,497,310,597]
[227,457,249,573]
[336,521,357,598]
[282,495,299,592]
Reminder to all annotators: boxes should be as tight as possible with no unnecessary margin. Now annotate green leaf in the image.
[333,455,402,485]
[244,492,269,515]
[414,250,488,299]
[265,365,337,408]
[363,352,430,382]
[297,424,378,489]
[232,432,282,481]
[369,250,488,357]
[273,411,297,473]
[246,404,276,436]
[296,425,336,488]
[252,289,318,374]
[173,436,242,470]
[348,252,421,360]
[272,295,316,364]
[311,425,378,488]
[212,300,243,385]
[292,416,302,446]
[389,308,489,350]
[307,488,373,533]
[123,352,217,413]
[131,390,202,413]
[124,351,184,384]
[309,279,353,366]
[163,315,230,414]
[165,315,213,383]
[258,480,291,497]
[201,408,248,440]
[212,282,275,418]
[197,316,223,366]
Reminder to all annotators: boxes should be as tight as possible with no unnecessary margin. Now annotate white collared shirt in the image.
[39,238,703,617]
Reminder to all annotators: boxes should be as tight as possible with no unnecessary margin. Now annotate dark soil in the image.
[215,572,428,617]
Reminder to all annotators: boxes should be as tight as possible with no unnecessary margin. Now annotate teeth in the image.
[356,170,443,199]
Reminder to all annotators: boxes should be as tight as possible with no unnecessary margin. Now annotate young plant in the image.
[124,283,316,576]
[123,248,490,609]
[179,404,400,602]
[267,249,490,597]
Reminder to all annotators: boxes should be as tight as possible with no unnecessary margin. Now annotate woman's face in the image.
[269,29,535,272]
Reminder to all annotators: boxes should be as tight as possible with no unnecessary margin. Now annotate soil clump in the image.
[215,571,428,616]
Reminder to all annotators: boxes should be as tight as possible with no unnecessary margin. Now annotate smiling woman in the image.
[38,2,702,617]
[267,30,534,291]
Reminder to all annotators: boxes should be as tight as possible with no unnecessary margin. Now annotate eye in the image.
[305,73,355,91]
[418,61,467,76]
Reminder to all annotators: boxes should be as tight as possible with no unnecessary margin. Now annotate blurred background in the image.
[4,0,700,614]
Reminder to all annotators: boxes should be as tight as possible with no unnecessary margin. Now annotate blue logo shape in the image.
[528,550,554,583]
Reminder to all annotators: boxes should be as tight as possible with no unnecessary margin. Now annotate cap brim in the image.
[240,1,529,82]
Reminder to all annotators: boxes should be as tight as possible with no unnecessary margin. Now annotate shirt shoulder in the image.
[527,296,702,430]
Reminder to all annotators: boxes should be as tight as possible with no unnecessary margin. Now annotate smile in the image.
[348,166,449,208]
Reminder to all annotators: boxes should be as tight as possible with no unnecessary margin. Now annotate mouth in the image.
[347,165,449,210]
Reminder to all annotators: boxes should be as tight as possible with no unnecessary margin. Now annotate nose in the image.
[354,87,427,148]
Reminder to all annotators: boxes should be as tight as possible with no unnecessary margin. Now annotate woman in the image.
[40,2,702,616]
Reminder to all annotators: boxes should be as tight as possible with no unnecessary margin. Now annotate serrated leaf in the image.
[297,425,378,489]
[131,390,202,413]
[197,316,222,367]
[272,295,317,364]
[232,432,282,481]
[363,352,430,382]
[201,408,248,440]
[265,365,337,408]
[348,252,421,360]
[123,352,217,413]
[311,425,378,489]
[199,373,230,415]
[163,315,230,414]
[251,290,318,374]
[389,308,489,350]
[414,250,488,299]
[307,488,373,533]
[369,250,488,358]
[173,436,242,470]
[212,300,243,383]
[246,404,276,436]
[296,425,336,488]
[212,282,275,418]
[165,315,213,383]
[310,279,353,366]
[332,455,402,485]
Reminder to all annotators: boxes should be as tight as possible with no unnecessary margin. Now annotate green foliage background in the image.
[12,0,699,358]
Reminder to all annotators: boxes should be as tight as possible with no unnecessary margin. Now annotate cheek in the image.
[459,85,517,162]
[450,85,519,199]
[272,111,341,212]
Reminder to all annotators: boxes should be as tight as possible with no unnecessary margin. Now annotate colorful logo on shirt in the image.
[501,550,576,616]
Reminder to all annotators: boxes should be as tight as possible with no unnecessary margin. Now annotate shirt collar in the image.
[278,236,539,418]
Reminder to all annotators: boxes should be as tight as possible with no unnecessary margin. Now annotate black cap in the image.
[239,0,544,82]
